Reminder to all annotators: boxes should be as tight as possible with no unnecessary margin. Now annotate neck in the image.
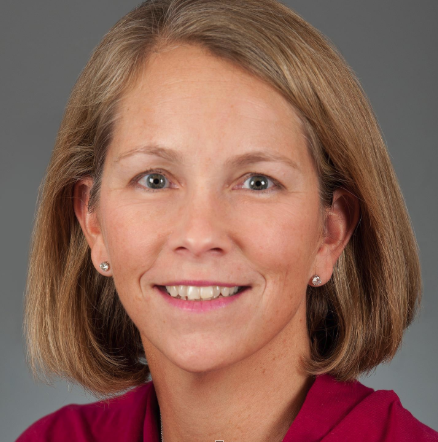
[143,311,313,442]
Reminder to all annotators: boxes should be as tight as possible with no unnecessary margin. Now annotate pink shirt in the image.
[17,374,438,441]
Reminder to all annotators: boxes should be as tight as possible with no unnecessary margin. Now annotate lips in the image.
[158,285,246,300]
[158,280,249,287]
[154,285,250,312]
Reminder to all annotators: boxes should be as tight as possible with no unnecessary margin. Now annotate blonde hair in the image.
[25,0,421,396]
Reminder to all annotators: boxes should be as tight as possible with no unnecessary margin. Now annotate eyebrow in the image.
[114,144,300,171]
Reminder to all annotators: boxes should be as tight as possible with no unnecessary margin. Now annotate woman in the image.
[17,0,438,441]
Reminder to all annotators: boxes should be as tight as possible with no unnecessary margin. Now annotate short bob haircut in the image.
[25,0,421,397]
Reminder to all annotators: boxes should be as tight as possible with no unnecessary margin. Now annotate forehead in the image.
[125,44,297,116]
[109,44,307,163]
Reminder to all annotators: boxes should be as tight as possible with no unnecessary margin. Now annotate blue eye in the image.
[241,174,278,193]
[137,171,169,191]
[133,169,281,194]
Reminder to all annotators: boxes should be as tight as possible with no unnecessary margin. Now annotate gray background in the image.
[1,1,437,440]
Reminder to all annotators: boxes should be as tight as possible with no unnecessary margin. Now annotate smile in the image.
[159,285,247,301]
[154,285,250,313]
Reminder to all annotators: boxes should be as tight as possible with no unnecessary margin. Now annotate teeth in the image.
[164,285,241,301]
[221,287,231,297]
[200,286,214,300]
[187,286,200,300]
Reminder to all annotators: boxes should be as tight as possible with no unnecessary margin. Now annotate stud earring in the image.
[100,261,110,272]
[311,275,322,286]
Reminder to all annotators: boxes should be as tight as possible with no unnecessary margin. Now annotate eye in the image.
[135,169,171,192]
[132,169,282,194]
[240,173,280,193]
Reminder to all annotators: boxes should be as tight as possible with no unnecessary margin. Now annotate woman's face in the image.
[85,44,326,372]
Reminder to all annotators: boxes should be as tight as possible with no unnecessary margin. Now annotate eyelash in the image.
[130,168,283,194]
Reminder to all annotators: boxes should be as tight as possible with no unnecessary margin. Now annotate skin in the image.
[74,44,359,442]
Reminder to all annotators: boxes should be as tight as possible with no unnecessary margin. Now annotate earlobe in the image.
[73,178,112,276]
[312,188,360,285]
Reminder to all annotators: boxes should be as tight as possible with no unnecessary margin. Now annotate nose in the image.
[166,187,233,258]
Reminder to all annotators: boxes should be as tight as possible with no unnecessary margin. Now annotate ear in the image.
[311,188,360,286]
[73,178,112,277]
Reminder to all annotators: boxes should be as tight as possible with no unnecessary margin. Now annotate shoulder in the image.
[317,375,438,441]
[16,381,154,442]
[289,374,438,442]
[351,388,438,442]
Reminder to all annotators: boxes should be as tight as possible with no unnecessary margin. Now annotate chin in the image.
[167,343,238,374]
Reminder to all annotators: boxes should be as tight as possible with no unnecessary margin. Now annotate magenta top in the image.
[17,374,438,441]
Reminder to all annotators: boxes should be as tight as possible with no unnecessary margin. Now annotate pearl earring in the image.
[100,261,110,272]
[311,275,322,286]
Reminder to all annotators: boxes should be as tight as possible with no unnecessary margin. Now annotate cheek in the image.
[236,198,321,279]
[100,189,321,305]
[100,198,166,293]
